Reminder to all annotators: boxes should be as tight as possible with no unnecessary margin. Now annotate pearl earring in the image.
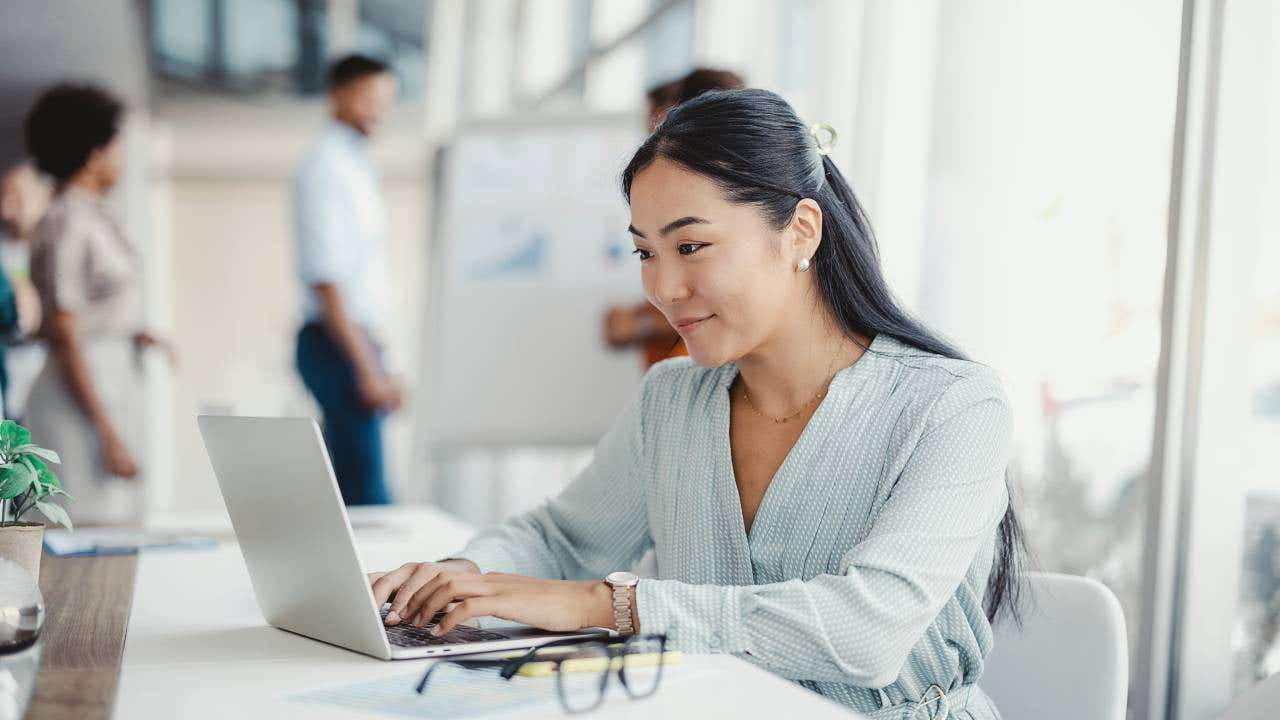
[797,257,811,272]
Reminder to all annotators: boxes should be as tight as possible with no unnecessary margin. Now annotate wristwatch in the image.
[604,571,639,636]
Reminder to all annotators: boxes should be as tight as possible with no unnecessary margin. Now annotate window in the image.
[642,0,694,88]
[148,0,425,97]
[837,0,1183,680]
[1218,0,1280,698]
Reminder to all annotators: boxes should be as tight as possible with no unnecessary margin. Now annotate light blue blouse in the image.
[455,334,1013,719]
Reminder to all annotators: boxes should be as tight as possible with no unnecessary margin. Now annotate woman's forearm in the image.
[48,311,117,437]
[636,576,908,686]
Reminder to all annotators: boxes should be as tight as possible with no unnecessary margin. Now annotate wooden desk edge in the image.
[29,552,138,720]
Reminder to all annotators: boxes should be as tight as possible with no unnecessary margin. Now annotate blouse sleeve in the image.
[634,373,1012,688]
[450,374,653,580]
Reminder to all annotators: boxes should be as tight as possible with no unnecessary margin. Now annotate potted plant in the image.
[0,420,71,579]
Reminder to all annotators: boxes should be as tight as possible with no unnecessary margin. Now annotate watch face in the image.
[606,571,639,586]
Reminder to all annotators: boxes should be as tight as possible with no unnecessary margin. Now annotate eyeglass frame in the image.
[415,634,670,714]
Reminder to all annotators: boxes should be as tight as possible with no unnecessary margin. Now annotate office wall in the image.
[0,0,148,167]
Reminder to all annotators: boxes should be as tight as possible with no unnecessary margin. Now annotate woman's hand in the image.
[370,563,616,637]
[99,429,139,479]
[13,278,41,337]
[133,330,178,367]
[417,572,615,637]
[369,559,480,625]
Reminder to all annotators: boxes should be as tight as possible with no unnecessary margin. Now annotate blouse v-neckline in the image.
[714,335,888,563]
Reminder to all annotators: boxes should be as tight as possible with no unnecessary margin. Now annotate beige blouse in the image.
[31,187,141,340]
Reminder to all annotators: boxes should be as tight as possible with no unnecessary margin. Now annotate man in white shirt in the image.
[294,55,400,505]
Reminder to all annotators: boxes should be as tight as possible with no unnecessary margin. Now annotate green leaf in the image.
[17,457,43,496]
[35,499,72,530]
[13,445,61,465]
[37,466,61,491]
[0,464,31,500]
[20,456,58,492]
[0,421,30,452]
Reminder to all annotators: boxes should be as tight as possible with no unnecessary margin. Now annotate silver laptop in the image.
[197,415,605,660]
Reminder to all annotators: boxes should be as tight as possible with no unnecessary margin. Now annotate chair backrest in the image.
[981,572,1128,720]
[1217,671,1280,720]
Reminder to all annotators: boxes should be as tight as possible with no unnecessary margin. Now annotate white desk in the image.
[115,505,860,718]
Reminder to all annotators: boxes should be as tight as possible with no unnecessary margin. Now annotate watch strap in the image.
[611,583,634,635]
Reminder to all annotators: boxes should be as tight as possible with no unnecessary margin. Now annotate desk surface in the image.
[41,505,859,719]
[29,553,137,720]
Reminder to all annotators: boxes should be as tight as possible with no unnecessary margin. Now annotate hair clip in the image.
[809,123,837,156]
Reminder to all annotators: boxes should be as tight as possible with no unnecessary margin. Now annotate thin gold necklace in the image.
[738,342,850,424]
[740,382,829,424]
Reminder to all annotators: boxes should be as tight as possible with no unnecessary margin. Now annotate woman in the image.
[372,89,1021,719]
[22,84,161,525]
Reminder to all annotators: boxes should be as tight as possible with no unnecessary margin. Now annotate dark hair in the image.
[621,88,1026,622]
[23,83,123,183]
[645,78,683,110]
[675,67,745,104]
[327,54,392,89]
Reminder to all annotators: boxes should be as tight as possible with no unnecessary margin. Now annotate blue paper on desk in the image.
[42,528,216,557]
[289,665,555,718]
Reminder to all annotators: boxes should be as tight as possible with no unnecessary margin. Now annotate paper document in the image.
[43,528,216,557]
[290,665,552,718]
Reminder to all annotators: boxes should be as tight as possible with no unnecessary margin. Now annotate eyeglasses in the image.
[416,634,670,714]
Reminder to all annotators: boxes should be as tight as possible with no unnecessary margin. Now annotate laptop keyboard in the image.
[380,608,510,647]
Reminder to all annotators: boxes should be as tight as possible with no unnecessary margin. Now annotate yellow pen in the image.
[514,650,683,677]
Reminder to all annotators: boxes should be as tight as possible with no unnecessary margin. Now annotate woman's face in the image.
[88,133,125,191]
[627,157,820,368]
[0,163,51,239]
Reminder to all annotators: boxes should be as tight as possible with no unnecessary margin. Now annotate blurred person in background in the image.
[23,83,171,525]
[0,229,22,420]
[644,76,682,134]
[0,163,49,417]
[294,54,401,506]
[672,67,748,110]
[604,67,745,368]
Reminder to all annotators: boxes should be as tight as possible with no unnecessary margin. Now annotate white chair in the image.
[980,572,1128,720]
[1217,671,1280,719]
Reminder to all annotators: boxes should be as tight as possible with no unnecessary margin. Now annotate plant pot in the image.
[0,523,44,581]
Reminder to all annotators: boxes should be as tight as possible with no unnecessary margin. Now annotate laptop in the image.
[197,415,607,660]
